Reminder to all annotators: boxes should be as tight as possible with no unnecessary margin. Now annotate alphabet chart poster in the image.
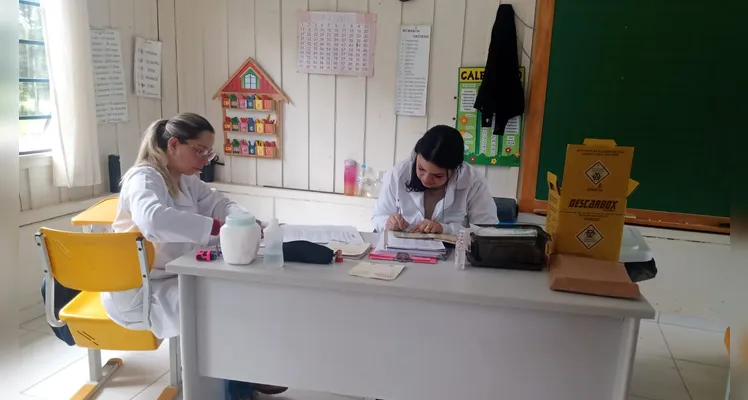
[297,11,377,77]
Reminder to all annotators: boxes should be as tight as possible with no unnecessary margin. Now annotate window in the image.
[244,70,258,90]
[18,0,52,154]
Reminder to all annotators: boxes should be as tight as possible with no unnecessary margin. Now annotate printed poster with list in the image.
[90,29,129,123]
[297,11,377,77]
[396,25,431,117]
[134,37,162,99]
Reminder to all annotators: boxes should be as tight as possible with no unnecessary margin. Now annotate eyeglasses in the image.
[184,143,216,159]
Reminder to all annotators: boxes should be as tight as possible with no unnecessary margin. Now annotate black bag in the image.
[40,277,80,346]
[624,260,658,283]
[283,241,334,264]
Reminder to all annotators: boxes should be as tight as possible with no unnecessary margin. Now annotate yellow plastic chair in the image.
[35,228,181,400]
[71,197,119,232]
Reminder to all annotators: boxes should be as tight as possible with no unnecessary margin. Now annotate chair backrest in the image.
[38,228,155,292]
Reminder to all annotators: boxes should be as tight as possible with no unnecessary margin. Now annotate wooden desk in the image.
[166,234,654,400]
[71,197,119,228]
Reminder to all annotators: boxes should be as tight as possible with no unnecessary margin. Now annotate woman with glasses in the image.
[101,113,287,398]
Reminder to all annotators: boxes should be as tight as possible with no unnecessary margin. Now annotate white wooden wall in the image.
[172,0,537,198]
[17,0,163,212]
[17,0,536,212]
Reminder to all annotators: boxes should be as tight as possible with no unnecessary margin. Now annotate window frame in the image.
[18,0,53,155]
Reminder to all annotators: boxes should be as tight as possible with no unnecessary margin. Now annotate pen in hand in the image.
[395,198,410,232]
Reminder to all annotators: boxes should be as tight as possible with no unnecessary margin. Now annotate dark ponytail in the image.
[405,125,465,192]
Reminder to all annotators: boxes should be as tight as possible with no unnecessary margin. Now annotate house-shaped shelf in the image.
[212,57,289,159]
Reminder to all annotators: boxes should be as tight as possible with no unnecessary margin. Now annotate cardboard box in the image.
[546,139,638,261]
[549,254,640,299]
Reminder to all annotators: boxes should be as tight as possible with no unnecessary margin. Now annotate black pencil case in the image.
[466,224,550,271]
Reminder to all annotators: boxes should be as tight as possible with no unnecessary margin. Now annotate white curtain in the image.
[41,0,101,187]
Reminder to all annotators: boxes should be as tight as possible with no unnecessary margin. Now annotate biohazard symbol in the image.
[577,224,604,250]
[585,161,610,185]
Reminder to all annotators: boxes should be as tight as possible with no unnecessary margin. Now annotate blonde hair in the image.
[124,113,214,197]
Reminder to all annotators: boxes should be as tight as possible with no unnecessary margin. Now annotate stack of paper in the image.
[372,231,447,258]
[282,225,364,244]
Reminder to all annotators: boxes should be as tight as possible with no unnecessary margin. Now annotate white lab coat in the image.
[101,166,246,339]
[372,160,498,234]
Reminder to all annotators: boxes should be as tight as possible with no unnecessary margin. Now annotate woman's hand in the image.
[411,219,443,234]
[386,213,409,231]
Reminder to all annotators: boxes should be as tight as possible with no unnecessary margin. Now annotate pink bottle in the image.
[343,159,357,196]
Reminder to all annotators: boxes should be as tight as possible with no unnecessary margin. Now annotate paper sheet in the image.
[90,29,129,123]
[297,11,377,77]
[349,262,405,281]
[396,25,431,116]
[134,37,162,99]
[282,225,364,244]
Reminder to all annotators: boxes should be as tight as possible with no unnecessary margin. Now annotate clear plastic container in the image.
[344,159,357,196]
[263,218,284,268]
[369,171,384,198]
[356,163,368,196]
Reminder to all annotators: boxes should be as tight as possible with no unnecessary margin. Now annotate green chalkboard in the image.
[535,0,730,217]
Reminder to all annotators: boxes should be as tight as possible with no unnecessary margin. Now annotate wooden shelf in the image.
[225,152,280,159]
[224,130,277,135]
[223,107,276,113]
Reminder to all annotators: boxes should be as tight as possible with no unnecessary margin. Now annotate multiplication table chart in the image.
[297,11,377,77]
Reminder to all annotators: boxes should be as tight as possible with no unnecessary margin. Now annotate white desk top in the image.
[166,234,655,320]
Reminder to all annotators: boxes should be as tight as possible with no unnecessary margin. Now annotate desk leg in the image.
[179,274,224,400]
[612,317,640,400]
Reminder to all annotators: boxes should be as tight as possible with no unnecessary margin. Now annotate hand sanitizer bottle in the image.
[263,218,284,268]
[455,227,468,271]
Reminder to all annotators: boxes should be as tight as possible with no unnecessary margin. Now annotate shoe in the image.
[253,384,289,395]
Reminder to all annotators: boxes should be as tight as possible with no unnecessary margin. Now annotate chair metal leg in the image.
[71,349,122,400]
[158,337,182,400]
[88,349,102,381]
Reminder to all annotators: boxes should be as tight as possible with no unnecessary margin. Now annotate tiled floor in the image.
[16,317,727,400]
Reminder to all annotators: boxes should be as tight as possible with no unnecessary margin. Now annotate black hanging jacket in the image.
[473,4,525,135]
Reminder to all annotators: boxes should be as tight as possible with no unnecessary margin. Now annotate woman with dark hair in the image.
[372,125,498,234]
